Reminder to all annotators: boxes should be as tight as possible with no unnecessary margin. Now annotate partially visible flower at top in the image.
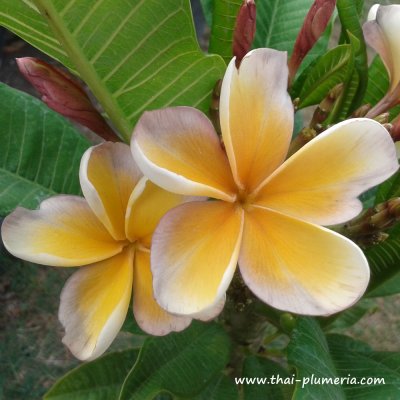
[1,142,210,361]
[16,57,119,142]
[363,4,400,118]
[131,48,399,318]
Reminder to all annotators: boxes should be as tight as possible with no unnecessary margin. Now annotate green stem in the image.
[34,0,132,142]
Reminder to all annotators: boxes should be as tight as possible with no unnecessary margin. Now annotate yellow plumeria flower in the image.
[1,142,201,360]
[131,48,399,318]
[363,4,400,94]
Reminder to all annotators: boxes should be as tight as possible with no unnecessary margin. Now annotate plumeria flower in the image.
[1,142,202,360]
[131,48,399,318]
[363,4,400,117]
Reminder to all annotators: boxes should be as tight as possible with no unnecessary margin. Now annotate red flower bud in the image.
[16,58,119,142]
[288,0,336,83]
[233,0,256,68]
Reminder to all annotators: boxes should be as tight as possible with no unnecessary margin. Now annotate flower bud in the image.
[288,0,336,83]
[233,0,256,68]
[16,57,119,142]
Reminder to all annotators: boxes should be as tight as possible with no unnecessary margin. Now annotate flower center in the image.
[236,188,251,210]
[121,238,150,253]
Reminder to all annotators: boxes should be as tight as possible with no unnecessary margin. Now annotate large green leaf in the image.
[327,334,400,399]
[289,319,400,398]
[0,83,90,217]
[287,317,346,399]
[191,375,239,400]
[119,322,231,400]
[45,349,139,400]
[322,299,376,331]
[288,318,400,400]
[295,45,353,108]
[254,0,312,51]
[2,0,226,142]
[368,271,400,297]
[254,0,331,72]
[208,0,242,64]
[0,0,74,70]
[242,356,293,400]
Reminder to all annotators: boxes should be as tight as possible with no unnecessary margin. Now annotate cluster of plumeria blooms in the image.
[2,3,400,361]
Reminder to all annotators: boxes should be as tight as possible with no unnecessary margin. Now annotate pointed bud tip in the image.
[233,0,256,68]
[288,0,336,82]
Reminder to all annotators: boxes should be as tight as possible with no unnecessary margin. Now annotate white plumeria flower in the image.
[131,48,399,318]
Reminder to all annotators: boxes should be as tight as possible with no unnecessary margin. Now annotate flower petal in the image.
[1,196,122,266]
[376,5,400,90]
[363,20,395,87]
[220,48,294,192]
[151,201,244,315]
[125,177,186,244]
[133,249,191,335]
[59,247,134,360]
[254,118,399,226]
[80,142,142,240]
[190,294,226,321]
[368,4,379,20]
[131,107,236,201]
[239,206,370,316]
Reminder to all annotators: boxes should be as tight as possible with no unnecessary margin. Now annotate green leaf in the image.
[0,0,74,71]
[360,187,378,209]
[322,299,376,330]
[295,45,353,108]
[208,0,242,64]
[287,317,346,399]
[336,0,368,110]
[375,171,400,205]
[242,356,293,400]
[365,224,400,294]
[119,322,231,400]
[45,349,139,400]
[367,271,400,297]
[254,0,330,72]
[327,334,400,399]
[324,32,360,123]
[4,0,226,142]
[364,57,388,106]
[254,0,312,51]
[0,83,90,217]
[191,374,239,400]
